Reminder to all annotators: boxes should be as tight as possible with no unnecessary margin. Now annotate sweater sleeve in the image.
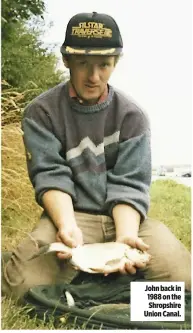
[105,107,152,221]
[22,102,77,206]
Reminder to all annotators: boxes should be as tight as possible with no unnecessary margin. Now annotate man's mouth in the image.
[85,84,99,89]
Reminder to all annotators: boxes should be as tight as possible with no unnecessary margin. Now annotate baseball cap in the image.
[60,12,123,56]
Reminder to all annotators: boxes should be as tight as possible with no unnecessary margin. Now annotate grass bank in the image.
[1,125,191,329]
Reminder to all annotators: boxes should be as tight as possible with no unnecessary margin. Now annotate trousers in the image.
[2,212,191,300]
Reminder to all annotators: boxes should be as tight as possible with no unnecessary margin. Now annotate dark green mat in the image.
[23,272,191,330]
[2,252,191,329]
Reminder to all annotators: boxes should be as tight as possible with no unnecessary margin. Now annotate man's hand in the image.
[116,235,150,275]
[112,203,150,275]
[42,190,84,259]
[56,225,83,259]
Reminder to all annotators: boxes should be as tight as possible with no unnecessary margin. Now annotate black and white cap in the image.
[60,12,123,56]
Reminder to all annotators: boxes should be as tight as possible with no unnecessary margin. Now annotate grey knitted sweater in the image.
[22,81,151,220]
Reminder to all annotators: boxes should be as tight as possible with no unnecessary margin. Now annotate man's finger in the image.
[118,259,130,274]
[125,262,136,275]
[134,260,147,269]
[103,264,120,275]
[74,232,83,246]
[136,238,149,251]
[119,267,127,275]
[59,233,77,248]
[57,251,72,260]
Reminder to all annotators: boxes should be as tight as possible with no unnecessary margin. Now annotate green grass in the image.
[1,297,85,330]
[1,125,191,329]
[149,179,191,250]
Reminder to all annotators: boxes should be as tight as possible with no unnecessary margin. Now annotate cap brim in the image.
[60,45,122,56]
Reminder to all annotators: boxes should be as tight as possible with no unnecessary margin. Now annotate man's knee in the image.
[1,219,57,302]
[139,218,191,291]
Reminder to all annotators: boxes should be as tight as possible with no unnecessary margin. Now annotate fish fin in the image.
[28,242,71,261]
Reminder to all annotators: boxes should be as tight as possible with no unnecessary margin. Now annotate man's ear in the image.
[62,56,69,68]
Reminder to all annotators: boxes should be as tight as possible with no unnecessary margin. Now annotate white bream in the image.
[32,242,151,274]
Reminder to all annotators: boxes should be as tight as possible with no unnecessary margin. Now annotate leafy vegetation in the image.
[2,0,45,24]
[2,0,66,121]
[2,0,45,40]
[2,21,64,90]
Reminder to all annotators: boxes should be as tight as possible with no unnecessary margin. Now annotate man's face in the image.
[65,55,116,105]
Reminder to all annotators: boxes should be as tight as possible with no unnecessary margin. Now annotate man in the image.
[2,12,191,300]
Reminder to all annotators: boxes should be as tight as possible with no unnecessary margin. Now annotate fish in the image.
[29,241,151,274]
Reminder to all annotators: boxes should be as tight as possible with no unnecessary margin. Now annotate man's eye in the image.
[100,63,109,68]
[79,61,87,66]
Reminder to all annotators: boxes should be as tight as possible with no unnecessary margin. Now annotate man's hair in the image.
[63,55,121,66]
[114,55,121,65]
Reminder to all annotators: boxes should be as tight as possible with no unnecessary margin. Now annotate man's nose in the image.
[87,66,100,83]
